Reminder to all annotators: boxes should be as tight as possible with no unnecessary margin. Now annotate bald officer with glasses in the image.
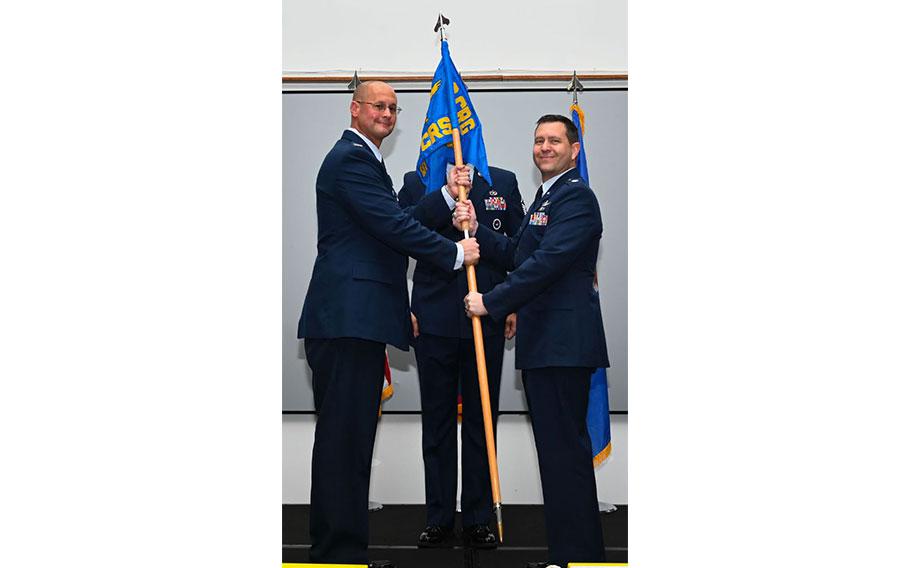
[297,81,479,566]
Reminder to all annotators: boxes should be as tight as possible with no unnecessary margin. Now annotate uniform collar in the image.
[540,167,574,195]
[346,127,383,163]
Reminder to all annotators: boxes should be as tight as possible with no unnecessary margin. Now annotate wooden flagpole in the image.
[435,12,504,544]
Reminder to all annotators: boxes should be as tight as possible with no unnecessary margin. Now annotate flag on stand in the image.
[571,102,613,467]
[378,351,394,417]
[416,40,491,194]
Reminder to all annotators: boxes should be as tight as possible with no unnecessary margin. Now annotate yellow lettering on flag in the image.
[420,117,454,151]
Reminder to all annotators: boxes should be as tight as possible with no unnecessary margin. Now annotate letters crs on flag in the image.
[571,102,613,467]
[416,40,491,194]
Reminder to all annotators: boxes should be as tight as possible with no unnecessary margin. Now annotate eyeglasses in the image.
[354,100,402,115]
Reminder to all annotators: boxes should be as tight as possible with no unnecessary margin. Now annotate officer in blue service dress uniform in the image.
[459,115,610,568]
[398,165,524,549]
[297,81,479,567]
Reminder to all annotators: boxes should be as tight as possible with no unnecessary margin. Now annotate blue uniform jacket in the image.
[297,130,457,351]
[475,168,610,370]
[398,167,525,338]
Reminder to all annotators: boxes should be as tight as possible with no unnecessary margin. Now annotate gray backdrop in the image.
[283,87,627,412]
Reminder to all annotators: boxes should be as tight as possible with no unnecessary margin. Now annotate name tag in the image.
[529,212,548,226]
[484,196,507,211]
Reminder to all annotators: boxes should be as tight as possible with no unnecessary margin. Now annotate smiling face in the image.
[532,120,580,182]
[350,81,398,147]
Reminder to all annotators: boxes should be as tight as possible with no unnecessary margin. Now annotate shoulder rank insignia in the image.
[484,196,507,211]
[529,212,549,226]
[352,142,364,147]
[568,178,580,183]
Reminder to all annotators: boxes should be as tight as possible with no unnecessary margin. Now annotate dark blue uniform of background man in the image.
[297,81,479,566]
[458,114,610,568]
[398,165,524,549]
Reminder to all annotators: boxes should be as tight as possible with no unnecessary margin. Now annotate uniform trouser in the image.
[304,337,386,564]
[522,367,606,567]
[414,332,505,528]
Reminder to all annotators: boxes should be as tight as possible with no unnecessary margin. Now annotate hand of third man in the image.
[453,200,478,236]
[446,165,472,200]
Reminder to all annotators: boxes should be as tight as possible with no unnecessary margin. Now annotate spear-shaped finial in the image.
[347,70,362,91]
[434,13,450,41]
[568,70,584,105]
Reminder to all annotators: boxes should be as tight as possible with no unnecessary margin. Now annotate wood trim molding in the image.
[283,72,628,84]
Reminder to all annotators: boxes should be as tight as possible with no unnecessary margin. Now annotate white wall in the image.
[283,414,628,505]
[283,0,627,74]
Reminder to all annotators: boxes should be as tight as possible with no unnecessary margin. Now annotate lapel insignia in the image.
[352,142,364,148]
[488,190,498,196]
[540,200,550,208]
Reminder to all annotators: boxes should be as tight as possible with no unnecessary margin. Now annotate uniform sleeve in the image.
[475,224,517,271]
[502,172,525,237]
[483,188,601,321]
[336,151,457,271]
[398,173,453,231]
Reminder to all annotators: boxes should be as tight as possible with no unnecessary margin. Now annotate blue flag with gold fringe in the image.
[417,40,491,194]
[572,102,613,467]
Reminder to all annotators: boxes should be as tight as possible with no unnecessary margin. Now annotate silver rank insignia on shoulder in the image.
[352,143,364,147]
[568,178,580,183]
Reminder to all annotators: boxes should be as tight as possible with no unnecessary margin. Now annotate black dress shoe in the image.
[417,525,454,548]
[463,524,498,549]
[368,562,394,568]
[525,563,559,568]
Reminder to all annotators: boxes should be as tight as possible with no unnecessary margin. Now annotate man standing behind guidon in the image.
[398,163,524,550]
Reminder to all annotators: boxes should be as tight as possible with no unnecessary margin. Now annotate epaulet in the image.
[565,177,593,192]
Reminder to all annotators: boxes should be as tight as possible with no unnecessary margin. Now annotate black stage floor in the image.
[283,504,628,567]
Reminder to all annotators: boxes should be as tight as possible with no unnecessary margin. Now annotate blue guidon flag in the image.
[416,40,491,194]
[572,102,613,467]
